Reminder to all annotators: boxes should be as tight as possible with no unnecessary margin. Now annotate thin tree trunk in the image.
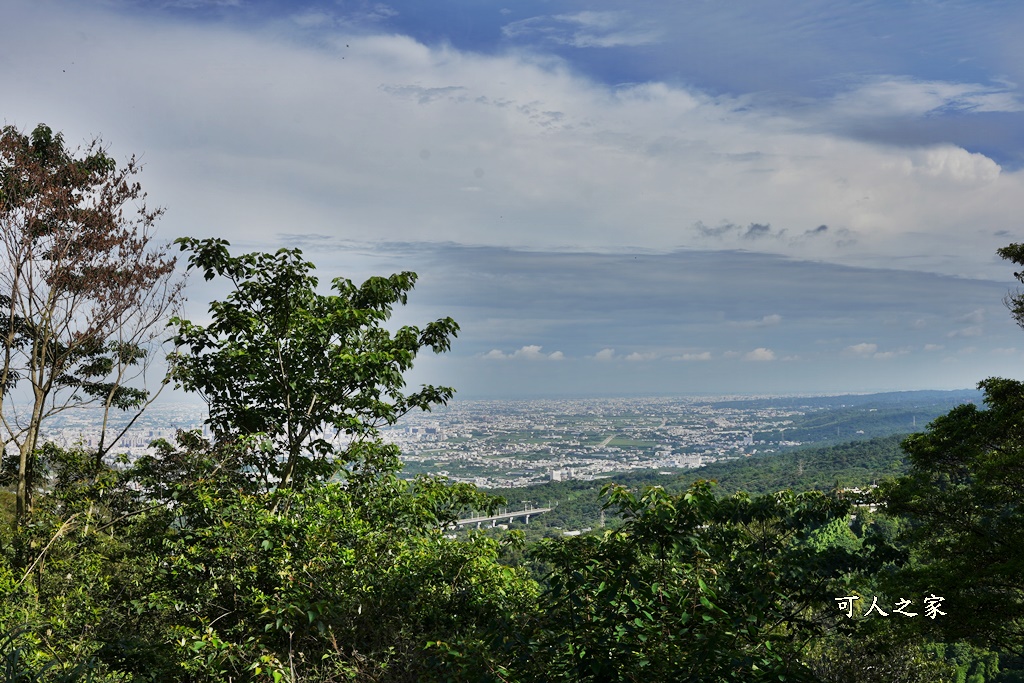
[16,427,36,518]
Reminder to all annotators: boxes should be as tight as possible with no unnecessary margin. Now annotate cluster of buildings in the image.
[23,397,814,489]
[25,403,208,459]
[381,397,808,487]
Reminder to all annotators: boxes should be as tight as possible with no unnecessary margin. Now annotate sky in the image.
[3,0,1024,399]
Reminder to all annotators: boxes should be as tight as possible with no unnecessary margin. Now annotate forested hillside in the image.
[679,433,908,493]
[751,395,981,445]
[488,434,908,538]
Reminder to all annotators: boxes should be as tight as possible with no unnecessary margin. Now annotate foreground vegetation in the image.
[488,433,911,541]
[2,124,1024,681]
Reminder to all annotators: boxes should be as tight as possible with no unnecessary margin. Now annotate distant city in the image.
[386,396,805,488]
[35,402,210,454]
[27,389,981,488]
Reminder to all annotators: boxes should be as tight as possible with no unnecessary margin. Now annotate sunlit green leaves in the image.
[516,481,859,682]
[169,238,459,491]
[880,377,1024,655]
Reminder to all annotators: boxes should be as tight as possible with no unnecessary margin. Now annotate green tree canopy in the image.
[169,237,459,489]
[877,243,1024,658]
[881,376,1024,655]
[488,481,869,682]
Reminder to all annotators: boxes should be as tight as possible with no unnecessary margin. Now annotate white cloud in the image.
[826,76,1024,120]
[845,343,878,356]
[483,345,564,360]
[1,1,1023,401]
[915,147,1001,185]
[924,343,944,351]
[743,347,776,361]
[4,0,1023,293]
[516,344,548,360]
[625,351,657,362]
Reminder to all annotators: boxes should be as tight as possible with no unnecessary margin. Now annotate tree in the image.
[998,242,1024,330]
[169,237,460,490]
[491,482,870,682]
[0,239,524,682]
[877,243,1024,656]
[879,377,1024,656]
[104,434,532,682]
[0,123,183,521]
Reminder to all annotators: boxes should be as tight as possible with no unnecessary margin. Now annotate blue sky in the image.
[4,0,1024,398]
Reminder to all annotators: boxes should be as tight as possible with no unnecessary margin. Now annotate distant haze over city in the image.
[38,390,981,489]
[5,1,1024,398]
